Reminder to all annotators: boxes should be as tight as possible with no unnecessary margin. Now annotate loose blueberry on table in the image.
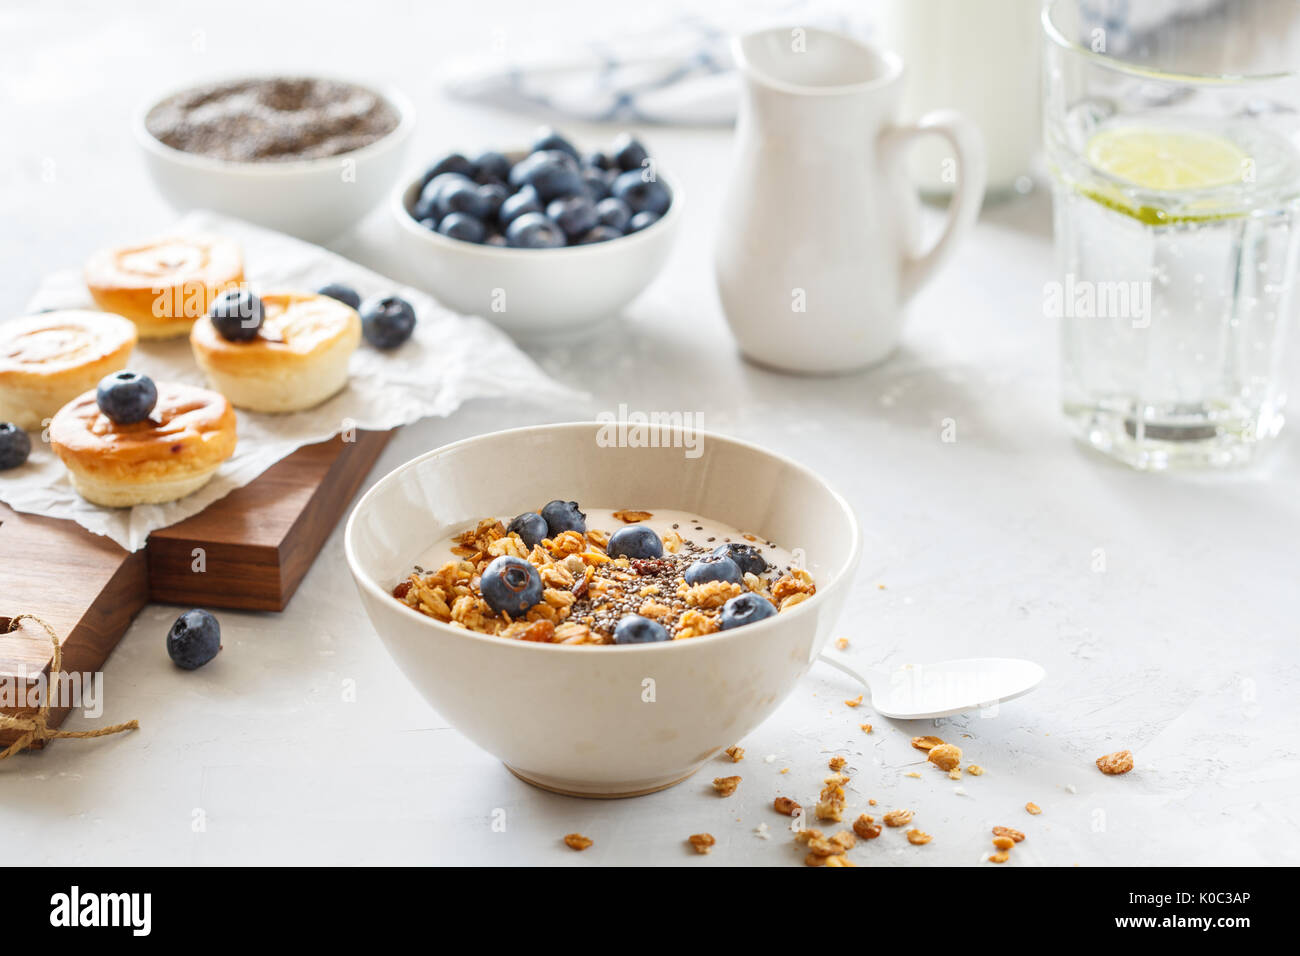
[96,371,158,425]
[409,127,669,247]
[209,288,264,342]
[479,555,544,615]
[317,282,361,309]
[358,294,416,350]
[0,422,32,470]
[167,609,222,670]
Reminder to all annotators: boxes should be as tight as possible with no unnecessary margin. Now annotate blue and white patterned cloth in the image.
[442,4,872,127]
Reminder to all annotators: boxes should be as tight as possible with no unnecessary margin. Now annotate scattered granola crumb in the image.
[724,745,745,762]
[828,755,847,771]
[780,767,790,774]
[563,833,593,851]
[687,833,716,855]
[815,774,849,822]
[882,808,913,827]
[904,771,922,778]
[966,764,984,776]
[868,798,877,806]
[713,776,741,797]
[1096,749,1134,775]
[1025,802,1042,815]
[906,828,932,845]
[612,509,653,523]
[992,826,1025,843]
[844,695,863,708]
[911,735,945,751]
[947,769,963,780]
[860,723,873,734]
[835,637,849,650]
[992,835,1016,850]
[989,850,1010,864]
[927,743,963,771]
[774,796,802,816]
[852,814,881,840]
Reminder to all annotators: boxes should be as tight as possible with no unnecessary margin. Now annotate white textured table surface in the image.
[2,1,1297,867]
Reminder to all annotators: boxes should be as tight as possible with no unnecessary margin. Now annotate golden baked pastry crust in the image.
[189,291,361,373]
[83,236,243,335]
[49,382,237,481]
[0,310,137,385]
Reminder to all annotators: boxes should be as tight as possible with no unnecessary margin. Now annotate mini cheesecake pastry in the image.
[0,311,137,429]
[84,236,243,339]
[190,291,361,412]
[49,382,237,507]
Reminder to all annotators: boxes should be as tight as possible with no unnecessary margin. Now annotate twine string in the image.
[0,614,139,760]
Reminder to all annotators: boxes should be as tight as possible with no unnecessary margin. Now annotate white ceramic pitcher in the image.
[715,27,986,374]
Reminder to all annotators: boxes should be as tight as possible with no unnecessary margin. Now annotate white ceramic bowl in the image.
[134,78,414,243]
[345,422,861,797]
[388,166,681,337]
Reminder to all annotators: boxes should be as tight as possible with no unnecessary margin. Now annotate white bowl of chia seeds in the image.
[135,75,414,243]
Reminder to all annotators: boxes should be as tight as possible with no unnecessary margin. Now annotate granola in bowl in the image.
[391,502,817,645]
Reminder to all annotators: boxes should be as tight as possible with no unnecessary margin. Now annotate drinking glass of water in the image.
[1043,0,1300,469]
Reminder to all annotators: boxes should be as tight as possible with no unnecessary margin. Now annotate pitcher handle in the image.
[882,109,987,301]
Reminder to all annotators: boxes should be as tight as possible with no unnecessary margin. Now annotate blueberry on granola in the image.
[613,614,670,645]
[480,555,544,616]
[711,542,769,576]
[607,524,663,560]
[684,554,742,586]
[507,511,548,549]
[540,499,586,536]
[720,592,778,630]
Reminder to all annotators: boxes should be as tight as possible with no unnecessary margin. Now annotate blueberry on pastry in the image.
[190,290,360,412]
[84,236,243,339]
[49,376,236,507]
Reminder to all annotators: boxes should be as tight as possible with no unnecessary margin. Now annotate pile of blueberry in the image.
[410,128,671,248]
[479,499,778,643]
[209,284,418,351]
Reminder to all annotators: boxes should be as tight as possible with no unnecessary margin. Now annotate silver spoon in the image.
[817,654,1045,720]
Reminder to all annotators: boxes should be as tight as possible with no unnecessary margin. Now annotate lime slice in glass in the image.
[1086,126,1249,191]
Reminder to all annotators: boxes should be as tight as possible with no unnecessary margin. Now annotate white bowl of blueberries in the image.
[389,127,681,336]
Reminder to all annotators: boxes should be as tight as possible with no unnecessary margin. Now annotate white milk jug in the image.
[715,27,986,373]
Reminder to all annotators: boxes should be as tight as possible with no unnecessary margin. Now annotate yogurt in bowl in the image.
[345,422,860,797]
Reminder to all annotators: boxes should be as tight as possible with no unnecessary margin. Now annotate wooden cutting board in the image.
[0,428,391,747]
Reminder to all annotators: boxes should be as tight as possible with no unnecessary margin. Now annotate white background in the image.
[1,0,1296,866]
